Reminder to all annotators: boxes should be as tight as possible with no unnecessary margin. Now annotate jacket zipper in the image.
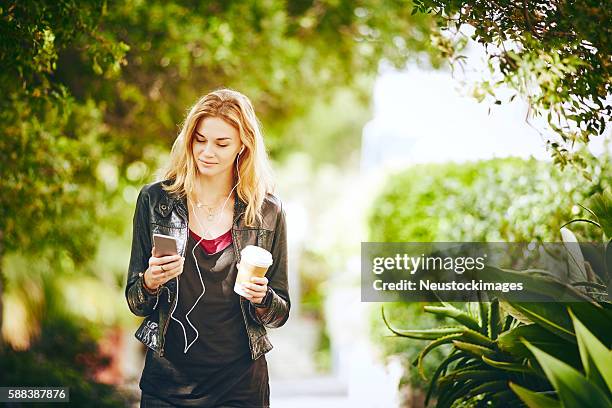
[233,227,255,359]
[239,298,254,359]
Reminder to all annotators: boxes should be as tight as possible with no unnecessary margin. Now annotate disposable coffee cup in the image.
[234,245,273,297]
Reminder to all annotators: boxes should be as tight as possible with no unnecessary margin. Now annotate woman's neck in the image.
[193,171,235,203]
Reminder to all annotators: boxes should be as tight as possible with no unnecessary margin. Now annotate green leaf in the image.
[497,324,577,366]
[588,190,612,238]
[424,304,481,332]
[461,327,496,348]
[507,302,575,342]
[523,340,612,407]
[415,333,463,380]
[606,239,612,284]
[488,389,523,407]
[381,306,463,339]
[509,300,612,347]
[560,227,588,282]
[436,380,477,408]
[92,56,103,75]
[478,301,489,331]
[570,309,612,396]
[479,266,594,302]
[560,218,602,230]
[488,298,502,340]
[439,369,504,386]
[425,351,464,406]
[569,303,612,347]
[509,382,561,408]
[465,380,508,399]
[452,340,496,358]
[481,355,531,373]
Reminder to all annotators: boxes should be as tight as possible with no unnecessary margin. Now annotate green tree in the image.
[1,0,444,350]
[74,0,445,164]
[0,0,128,348]
[414,0,611,176]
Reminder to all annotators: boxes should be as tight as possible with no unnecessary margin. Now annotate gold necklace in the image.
[193,194,230,221]
[199,203,220,221]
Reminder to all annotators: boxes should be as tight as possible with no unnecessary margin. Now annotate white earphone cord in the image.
[169,151,242,354]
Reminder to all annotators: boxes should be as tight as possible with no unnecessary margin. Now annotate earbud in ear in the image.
[239,146,245,155]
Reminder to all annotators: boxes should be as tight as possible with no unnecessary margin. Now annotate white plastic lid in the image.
[241,245,273,267]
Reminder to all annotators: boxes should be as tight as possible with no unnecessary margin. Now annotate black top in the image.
[139,233,269,407]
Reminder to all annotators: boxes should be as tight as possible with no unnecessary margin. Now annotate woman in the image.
[125,88,290,407]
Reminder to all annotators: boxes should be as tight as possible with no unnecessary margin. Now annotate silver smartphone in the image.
[153,233,178,257]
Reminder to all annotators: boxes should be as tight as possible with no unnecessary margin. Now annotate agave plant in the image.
[383,190,612,407]
[383,296,611,407]
[510,310,612,407]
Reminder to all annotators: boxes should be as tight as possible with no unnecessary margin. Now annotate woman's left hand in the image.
[241,276,268,304]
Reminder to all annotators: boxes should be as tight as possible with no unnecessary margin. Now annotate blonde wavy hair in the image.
[161,88,275,227]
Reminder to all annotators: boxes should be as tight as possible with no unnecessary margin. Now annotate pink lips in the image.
[200,160,216,166]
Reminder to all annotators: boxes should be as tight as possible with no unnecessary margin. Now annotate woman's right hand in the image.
[144,247,184,291]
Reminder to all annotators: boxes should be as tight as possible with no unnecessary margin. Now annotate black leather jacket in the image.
[125,180,290,360]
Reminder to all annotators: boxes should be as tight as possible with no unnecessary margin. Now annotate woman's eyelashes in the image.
[195,137,229,147]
